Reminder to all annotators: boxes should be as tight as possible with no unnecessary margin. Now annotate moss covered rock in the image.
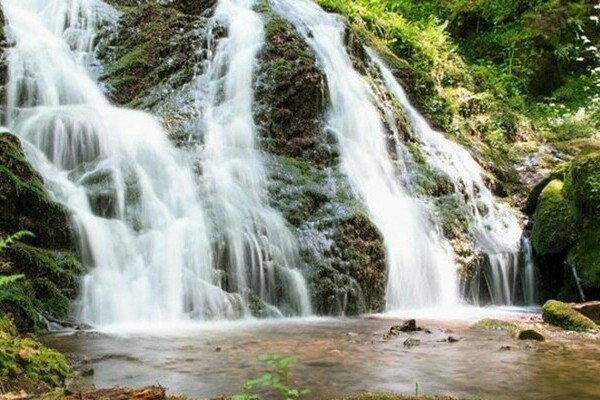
[531,180,577,256]
[542,299,598,332]
[0,315,69,394]
[255,7,328,164]
[474,318,519,332]
[100,3,201,108]
[0,133,83,332]
[564,149,600,215]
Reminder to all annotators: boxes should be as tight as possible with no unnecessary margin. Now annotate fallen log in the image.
[62,385,166,400]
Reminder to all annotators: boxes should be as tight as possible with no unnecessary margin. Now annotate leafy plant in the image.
[233,353,310,400]
[0,230,34,253]
[0,231,33,286]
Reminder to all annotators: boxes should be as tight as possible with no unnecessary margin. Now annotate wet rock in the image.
[214,347,222,352]
[499,345,512,351]
[403,338,421,347]
[447,336,459,343]
[571,301,600,324]
[389,319,422,335]
[542,300,598,332]
[517,329,545,342]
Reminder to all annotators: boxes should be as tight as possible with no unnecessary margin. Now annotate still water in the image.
[43,314,600,400]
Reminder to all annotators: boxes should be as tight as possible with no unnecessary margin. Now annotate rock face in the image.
[529,148,600,301]
[542,300,598,332]
[0,133,83,333]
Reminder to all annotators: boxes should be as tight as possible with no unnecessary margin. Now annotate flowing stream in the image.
[367,50,536,305]
[1,0,310,326]
[270,0,459,310]
[43,316,600,400]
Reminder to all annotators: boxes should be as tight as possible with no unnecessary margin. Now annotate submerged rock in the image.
[517,330,545,342]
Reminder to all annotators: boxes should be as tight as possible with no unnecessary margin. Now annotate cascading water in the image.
[271,0,459,310]
[193,0,311,317]
[2,0,310,326]
[367,49,536,306]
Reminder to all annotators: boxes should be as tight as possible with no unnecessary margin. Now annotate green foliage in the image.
[233,353,309,400]
[564,149,600,215]
[0,315,69,393]
[542,299,598,332]
[531,180,577,256]
[0,230,34,253]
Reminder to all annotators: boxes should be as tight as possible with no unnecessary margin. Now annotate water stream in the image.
[43,316,600,400]
[1,0,309,326]
[367,50,536,306]
[270,0,458,310]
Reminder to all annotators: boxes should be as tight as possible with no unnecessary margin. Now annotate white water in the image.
[367,49,536,305]
[194,0,311,317]
[2,0,310,325]
[271,0,459,309]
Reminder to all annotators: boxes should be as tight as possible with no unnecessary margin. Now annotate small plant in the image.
[0,230,34,253]
[233,353,310,400]
[0,231,33,286]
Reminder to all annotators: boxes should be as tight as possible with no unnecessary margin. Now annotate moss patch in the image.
[100,3,199,108]
[531,180,577,256]
[473,318,519,332]
[255,6,328,164]
[542,299,598,332]
[0,133,83,333]
[0,316,69,394]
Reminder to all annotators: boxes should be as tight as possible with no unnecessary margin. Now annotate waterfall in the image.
[193,0,311,317]
[2,0,310,326]
[271,0,459,309]
[366,50,536,305]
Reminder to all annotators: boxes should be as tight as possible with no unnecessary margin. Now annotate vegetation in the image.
[0,315,69,395]
[232,353,309,400]
[542,299,598,331]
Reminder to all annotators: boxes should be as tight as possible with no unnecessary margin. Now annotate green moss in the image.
[473,318,519,332]
[542,300,598,332]
[0,317,69,394]
[531,180,577,256]
[566,216,600,291]
[564,150,600,215]
[255,6,328,163]
[0,133,83,333]
[524,163,570,214]
[101,4,197,107]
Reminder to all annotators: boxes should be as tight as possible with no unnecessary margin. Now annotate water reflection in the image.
[43,317,600,400]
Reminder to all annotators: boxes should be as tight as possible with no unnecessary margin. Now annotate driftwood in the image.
[61,386,166,400]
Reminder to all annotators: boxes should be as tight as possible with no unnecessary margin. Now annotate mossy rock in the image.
[542,299,598,332]
[564,149,600,216]
[530,180,577,256]
[565,216,600,293]
[100,3,200,108]
[0,133,83,333]
[473,318,519,332]
[0,316,69,394]
[255,8,328,163]
[524,163,569,214]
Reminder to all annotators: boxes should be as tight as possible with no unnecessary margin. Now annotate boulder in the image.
[542,300,598,332]
[517,329,545,341]
[570,301,600,324]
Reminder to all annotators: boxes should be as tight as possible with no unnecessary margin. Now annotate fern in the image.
[0,230,34,253]
[0,274,23,288]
